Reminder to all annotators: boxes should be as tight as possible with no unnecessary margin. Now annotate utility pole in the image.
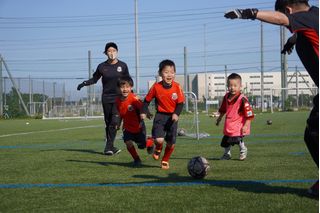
[295,66,299,108]
[224,65,228,93]
[88,50,92,116]
[184,46,189,112]
[135,0,140,94]
[260,22,265,112]
[0,55,3,116]
[204,24,208,113]
[280,26,288,111]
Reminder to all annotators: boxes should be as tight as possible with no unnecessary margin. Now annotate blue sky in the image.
[0,0,318,94]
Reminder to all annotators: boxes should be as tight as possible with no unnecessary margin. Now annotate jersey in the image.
[219,93,254,137]
[91,60,130,103]
[287,6,319,87]
[115,93,143,134]
[145,81,185,114]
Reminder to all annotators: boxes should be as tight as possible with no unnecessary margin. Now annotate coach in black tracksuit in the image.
[77,42,131,155]
[224,0,319,195]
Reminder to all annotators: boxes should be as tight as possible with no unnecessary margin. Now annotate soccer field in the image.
[0,111,318,212]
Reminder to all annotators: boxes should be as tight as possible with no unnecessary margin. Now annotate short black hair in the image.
[104,42,118,54]
[227,73,242,82]
[117,76,134,87]
[275,0,309,12]
[158,59,176,76]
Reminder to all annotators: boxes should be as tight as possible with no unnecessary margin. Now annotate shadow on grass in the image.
[41,148,104,155]
[66,159,159,169]
[131,173,316,199]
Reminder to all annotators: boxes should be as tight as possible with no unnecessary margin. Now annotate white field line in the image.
[0,125,103,138]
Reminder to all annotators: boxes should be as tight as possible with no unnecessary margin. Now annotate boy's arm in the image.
[224,9,289,26]
[216,113,225,126]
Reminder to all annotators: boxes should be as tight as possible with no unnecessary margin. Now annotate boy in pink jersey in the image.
[216,73,254,161]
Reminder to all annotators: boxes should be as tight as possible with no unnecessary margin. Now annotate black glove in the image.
[281,34,297,55]
[77,82,86,91]
[224,8,259,20]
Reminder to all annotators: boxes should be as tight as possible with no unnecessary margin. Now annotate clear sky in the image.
[0,0,318,95]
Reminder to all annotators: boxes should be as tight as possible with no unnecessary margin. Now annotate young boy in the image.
[140,59,185,170]
[115,76,153,167]
[224,0,318,196]
[216,73,254,161]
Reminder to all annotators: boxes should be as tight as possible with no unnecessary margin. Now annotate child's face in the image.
[227,78,241,95]
[106,47,118,60]
[160,65,175,85]
[120,82,132,98]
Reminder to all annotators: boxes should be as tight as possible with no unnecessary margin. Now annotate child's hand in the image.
[242,125,248,134]
[140,113,146,120]
[216,117,221,126]
[172,113,179,122]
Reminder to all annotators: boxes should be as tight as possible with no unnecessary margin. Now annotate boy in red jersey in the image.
[216,73,254,161]
[140,59,185,170]
[115,76,153,167]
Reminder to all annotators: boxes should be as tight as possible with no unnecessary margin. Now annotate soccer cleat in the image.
[133,158,142,167]
[308,180,319,197]
[147,144,155,154]
[161,161,169,170]
[220,153,231,160]
[103,150,114,156]
[112,147,121,155]
[153,149,161,160]
[239,146,247,161]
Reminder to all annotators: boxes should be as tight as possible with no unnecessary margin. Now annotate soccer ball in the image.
[187,156,210,179]
[177,128,186,136]
[267,119,272,125]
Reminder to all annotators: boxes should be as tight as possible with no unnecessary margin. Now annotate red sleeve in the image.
[145,84,156,102]
[240,97,254,119]
[218,94,227,114]
[133,96,143,111]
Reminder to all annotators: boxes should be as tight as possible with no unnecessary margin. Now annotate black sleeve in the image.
[141,100,151,114]
[174,102,184,116]
[83,67,102,85]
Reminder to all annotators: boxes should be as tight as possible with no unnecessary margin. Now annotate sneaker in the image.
[133,158,142,167]
[308,180,319,197]
[220,153,231,160]
[103,150,114,156]
[147,144,155,154]
[161,161,169,170]
[112,147,121,155]
[239,146,247,161]
[153,149,161,160]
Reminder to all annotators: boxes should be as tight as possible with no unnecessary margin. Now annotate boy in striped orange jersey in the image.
[140,59,185,169]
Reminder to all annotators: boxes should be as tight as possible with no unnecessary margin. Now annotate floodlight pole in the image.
[260,22,265,112]
[204,24,208,113]
[134,0,140,94]
[0,55,2,116]
[184,46,189,112]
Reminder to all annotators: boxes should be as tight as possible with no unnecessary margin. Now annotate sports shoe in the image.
[103,150,114,156]
[147,144,155,154]
[153,149,161,160]
[308,180,319,197]
[239,146,247,161]
[161,161,169,170]
[220,153,231,160]
[133,158,142,167]
[112,147,121,155]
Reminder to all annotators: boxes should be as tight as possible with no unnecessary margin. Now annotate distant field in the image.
[0,111,318,212]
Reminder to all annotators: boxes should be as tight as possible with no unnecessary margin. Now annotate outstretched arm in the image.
[224,9,289,26]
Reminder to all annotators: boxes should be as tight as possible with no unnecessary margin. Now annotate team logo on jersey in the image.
[172,93,178,100]
[117,66,122,72]
[128,105,134,111]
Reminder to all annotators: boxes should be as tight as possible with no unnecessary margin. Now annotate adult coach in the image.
[77,42,131,155]
[224,0,318,196]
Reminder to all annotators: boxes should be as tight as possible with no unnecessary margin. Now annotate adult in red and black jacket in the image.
[224,0,319,196]
[77,42,130,155]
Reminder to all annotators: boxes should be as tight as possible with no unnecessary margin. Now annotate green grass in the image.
[0,112,318,212]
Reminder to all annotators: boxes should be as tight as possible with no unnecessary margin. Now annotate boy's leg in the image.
[153,138,164,160]
[239,137,248,161]
[151,113,167,160]
[220,136,231,160]
[125,140,141,167]
[160,119,178,169]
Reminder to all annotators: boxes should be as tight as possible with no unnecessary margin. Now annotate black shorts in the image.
[123,130,146,148]
[152,112,178,144]
[220,135,243,148]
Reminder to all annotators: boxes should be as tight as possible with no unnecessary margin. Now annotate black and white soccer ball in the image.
[187,156,210,179]
[267,119,273,125]
[177,128,186,136]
